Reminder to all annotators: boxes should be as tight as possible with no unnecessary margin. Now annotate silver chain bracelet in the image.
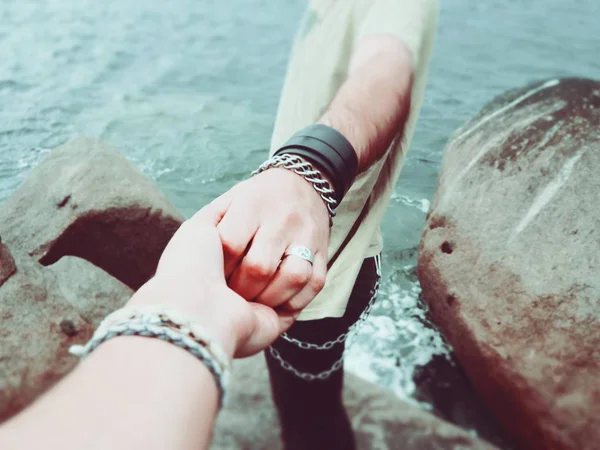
[269,254,382,381]
[252,154,338,223]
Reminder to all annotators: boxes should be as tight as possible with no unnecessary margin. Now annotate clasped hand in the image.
[132,168,329,359]
[214,168,329,313]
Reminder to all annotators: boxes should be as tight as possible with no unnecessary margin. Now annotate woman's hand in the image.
[127,205,290,358]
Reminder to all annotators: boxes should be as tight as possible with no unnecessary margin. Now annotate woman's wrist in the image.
[126,278,239,360]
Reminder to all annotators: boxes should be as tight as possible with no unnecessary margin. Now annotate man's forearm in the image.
[319,34,414,174]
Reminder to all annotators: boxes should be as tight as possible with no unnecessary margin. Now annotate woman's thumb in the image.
[234,303,291,358]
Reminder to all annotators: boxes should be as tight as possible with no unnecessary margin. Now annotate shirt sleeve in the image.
[355,0,439,68]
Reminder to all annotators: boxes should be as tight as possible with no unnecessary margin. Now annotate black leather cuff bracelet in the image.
[273,124,358,204]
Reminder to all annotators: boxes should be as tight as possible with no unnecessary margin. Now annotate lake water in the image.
[1,0,598,446]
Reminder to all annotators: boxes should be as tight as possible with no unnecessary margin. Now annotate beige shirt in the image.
[270,0,439,320]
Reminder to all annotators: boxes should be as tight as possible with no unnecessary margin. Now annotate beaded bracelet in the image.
[252,154,338,224]
[69,305,230,408]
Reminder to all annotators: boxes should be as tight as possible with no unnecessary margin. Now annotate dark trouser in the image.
[265,256,380,450]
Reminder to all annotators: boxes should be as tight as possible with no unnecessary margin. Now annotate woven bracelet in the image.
[69,306,231,408]
[252,154,338,224]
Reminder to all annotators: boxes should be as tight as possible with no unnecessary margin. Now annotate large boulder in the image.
[0,239,16,287]
[0,137,184,290]
[212,355,496,450]
[0,136,181,421]
[418,78,600,449]
[0,250,131,422]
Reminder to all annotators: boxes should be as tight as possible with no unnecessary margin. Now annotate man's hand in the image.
[129,203,301,358]
[205,167,329,316]
[202,35,413,321]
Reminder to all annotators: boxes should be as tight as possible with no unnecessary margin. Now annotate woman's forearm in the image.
[0,335,220,450]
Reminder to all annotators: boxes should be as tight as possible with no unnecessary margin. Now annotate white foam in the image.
[345,275,452,404]
[392,193,431,214]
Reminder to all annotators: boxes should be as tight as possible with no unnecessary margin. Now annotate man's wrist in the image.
[318,111,367,173]
[270,124,358,206]
[268,167,332,220]
[253,157,337,222]
[291,155,337,194]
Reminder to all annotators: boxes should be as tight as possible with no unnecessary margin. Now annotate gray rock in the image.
[212,355,496,450]
[418,78,600,450]
[0,251,91,422]
[0,136,184,290]
[0,239,16,287]
[0,136,169,422]
[0,252,132,422]
[48,256,132,328]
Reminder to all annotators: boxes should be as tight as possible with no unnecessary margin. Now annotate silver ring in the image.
[283,246,315,265]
